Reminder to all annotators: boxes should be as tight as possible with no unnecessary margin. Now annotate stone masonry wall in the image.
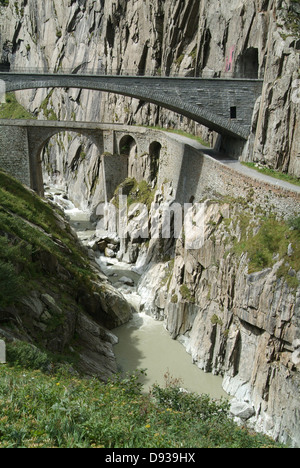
[0,123,298,220]
[0,126,30,186]
[160,136,300,219]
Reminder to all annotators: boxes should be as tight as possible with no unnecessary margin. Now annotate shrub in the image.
[0,260,25,306]
[0,362,284,448]
[6,341,51,373]
[288,216,300,232]
[180,284,195,303]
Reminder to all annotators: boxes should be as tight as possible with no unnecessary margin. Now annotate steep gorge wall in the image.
[0,0,299,446]
[134,190,300,447]
[0,0,299,182]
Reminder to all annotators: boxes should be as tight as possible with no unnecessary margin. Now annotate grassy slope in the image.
[0,93,36,120]
[0,350,284,448]
[230,203,300,290]
[0,170,97,307]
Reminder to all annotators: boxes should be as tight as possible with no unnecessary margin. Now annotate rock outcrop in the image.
[0,0,299,197]
[134,193,300,446]
[0,170,132,380]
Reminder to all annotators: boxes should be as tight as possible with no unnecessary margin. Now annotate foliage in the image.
[6,341,52,373]
[285,0,300,37]
[113,177,156,210]
[0,352,285,448]
[0,260,25,306]
[232,213,300,290]
[0,170,97,308]
[180,284,195,303]
[288,216,300,232]
[39,90,58,121]
[127,179,156,210]
[0,93,35,120]
[241,162,300,187]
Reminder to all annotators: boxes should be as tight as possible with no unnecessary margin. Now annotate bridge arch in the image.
[26,126,104,196]
[0,73,263,139]
[119,134,138,157]
[149,141,161,183]
[43,131,102,191]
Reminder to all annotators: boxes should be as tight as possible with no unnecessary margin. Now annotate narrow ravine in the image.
[46,186,228,399]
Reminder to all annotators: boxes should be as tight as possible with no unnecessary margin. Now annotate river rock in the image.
[119,276,135,286]
[94,240,107,252]
[105,247,116,258]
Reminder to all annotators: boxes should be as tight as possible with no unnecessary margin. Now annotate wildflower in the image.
[145,424,151,428]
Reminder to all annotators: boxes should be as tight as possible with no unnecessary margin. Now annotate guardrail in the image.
[0,66,262,80]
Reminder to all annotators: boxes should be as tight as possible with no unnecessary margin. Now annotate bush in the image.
[6,341,52,372]
[0,362,284,448]
[288,216,300,232]
[0,260,25,306]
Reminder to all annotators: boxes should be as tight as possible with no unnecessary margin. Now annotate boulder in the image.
[230,400,256,421]
[119,276,135,286]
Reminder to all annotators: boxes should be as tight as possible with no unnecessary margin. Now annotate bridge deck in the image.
[0,72,263,140]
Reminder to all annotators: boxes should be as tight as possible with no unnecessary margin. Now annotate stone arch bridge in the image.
[0,72,263,140]
[0,120,186,198]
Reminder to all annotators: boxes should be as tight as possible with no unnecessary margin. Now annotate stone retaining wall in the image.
[0,122,298,218]
[0,125,30,186]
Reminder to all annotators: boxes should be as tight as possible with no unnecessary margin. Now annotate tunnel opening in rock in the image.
[235,47,259,79]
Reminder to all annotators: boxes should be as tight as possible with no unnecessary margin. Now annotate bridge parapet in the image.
[0,72,263,140]
[0,67,243,77]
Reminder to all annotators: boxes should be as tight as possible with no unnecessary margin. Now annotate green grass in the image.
[0,93,36,120]
[113,178,156,210]
[232,212,300,290]
[0,170,97,305]
[0,342,285,448]
[241,162,300,187]
[143,125,211,147]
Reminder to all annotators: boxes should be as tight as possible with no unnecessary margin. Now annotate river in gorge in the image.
[47,188,228,400]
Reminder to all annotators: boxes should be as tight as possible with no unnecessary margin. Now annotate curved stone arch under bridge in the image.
[0,120,299,221]
[0,73,263,140]
[0,121,183,199]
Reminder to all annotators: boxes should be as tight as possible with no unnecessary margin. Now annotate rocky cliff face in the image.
[0,0,299,446]
[133,191,300,446]
[0,0,299,186]
[0,170,132,381]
